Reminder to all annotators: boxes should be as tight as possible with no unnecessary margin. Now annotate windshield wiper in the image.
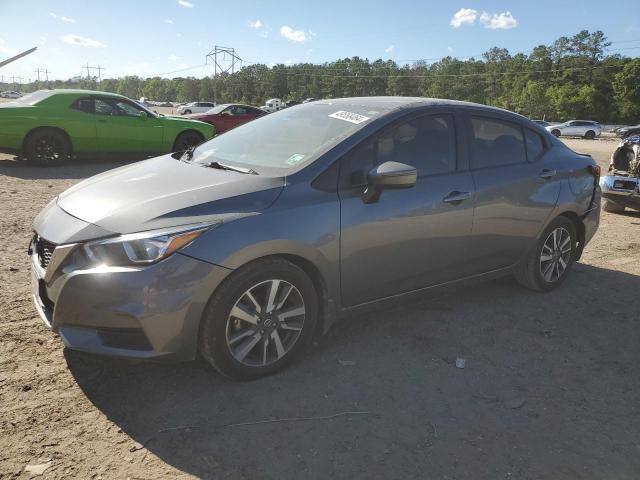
[203,161,258,175]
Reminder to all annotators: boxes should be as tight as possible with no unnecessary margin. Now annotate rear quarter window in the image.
[524,129,545,162]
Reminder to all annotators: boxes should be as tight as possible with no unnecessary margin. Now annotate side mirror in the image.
[362,161,417,203]
[138,111,148,119]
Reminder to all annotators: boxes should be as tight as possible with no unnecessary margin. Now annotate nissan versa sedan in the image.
[30,97,602,379]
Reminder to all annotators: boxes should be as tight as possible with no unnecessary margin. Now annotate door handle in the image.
[539,169,557,180]
[443,191,470,205]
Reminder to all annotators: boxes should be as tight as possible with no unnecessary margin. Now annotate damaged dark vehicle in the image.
[600,134,640,213]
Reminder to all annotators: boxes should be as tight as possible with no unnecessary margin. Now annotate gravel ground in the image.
[1,138,639,479]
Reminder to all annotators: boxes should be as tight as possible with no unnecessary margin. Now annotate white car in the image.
[1,90,22,99]
[260,98,283,113]
[176,101,216,115]
[546,120,602,139]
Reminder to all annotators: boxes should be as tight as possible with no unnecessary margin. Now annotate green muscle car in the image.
[0,89,215,165]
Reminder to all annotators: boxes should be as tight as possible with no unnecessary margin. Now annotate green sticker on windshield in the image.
[286,153,305,165]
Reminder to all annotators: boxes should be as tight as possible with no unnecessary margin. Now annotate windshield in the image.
[192,103,379,174]
[206,104,229,114]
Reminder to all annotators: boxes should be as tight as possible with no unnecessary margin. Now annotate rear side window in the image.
[524,129,545,161]
[71,97,93,113]
[470,117,526,169]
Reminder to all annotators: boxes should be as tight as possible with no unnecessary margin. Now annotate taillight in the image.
[589,165,601,178]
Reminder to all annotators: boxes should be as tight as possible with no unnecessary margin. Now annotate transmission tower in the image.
[206,45,242,103]
[83,64,105,82]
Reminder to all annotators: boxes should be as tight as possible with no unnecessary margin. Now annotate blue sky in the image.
[1,0,640,82]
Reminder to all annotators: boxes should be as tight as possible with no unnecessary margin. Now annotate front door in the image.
[93,96,164,153]
[339,111,476,307]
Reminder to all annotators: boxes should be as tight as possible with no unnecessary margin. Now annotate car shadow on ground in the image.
[66,263,640,479]
[0,155,146,180]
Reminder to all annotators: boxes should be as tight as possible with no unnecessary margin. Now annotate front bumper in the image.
[600,174,640,209]
[31,242,231,361]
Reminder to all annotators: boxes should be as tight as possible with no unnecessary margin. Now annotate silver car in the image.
[30,97,602,379]
[546,120,602,139]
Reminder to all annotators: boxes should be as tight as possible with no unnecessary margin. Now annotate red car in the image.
[188,104,266,133]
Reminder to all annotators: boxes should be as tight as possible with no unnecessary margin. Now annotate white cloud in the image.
[49,47,62,55]
[50,12,75,23]
[450,8,478,27]
[0,38,18,55]
[61,34,106,48]
[178,0,193,7]
[384,44,394,53]
[248,19,263,29]
[450,8,517,29]
[165,19,174,24]
[178,62,189,69]
[479,11,517,29]
[168,54,179,61]
[280,25,307,43]
[447,46,453,53]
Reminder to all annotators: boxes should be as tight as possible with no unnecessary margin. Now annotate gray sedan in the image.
[30,97,602,379]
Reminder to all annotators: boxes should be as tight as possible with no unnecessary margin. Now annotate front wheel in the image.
[199,258,318,380]
[584,130,596,140]
[182,109,192,115]
[515,217,577,292]
[551,129,561,137]
[24,129,71,166]
[173,130,204,152]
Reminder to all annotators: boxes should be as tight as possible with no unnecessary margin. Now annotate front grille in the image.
[34,234,56,269]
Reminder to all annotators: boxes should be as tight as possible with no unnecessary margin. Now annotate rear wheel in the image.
[551,129,561,137]
[199,258,318,380]
[182,109,192,115]
[173,130,204,152]
[603,198,625,214]
[24,129,70,166]
[515,216,577,292]
[584,130,596,140]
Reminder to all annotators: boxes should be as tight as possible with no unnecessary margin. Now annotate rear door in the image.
[339,110,477,307]
[464,113,561,272]
[93,96,164,153]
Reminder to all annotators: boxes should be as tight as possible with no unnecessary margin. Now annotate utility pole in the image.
[83,64,105,82]
[206,45,242,103]
[34,68,50,83]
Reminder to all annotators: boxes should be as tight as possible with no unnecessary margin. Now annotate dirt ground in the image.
[1,138,639,479]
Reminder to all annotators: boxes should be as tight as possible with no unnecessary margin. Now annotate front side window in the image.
[94,98,146,117]
[470,117,526,169]
[341,114,456,185]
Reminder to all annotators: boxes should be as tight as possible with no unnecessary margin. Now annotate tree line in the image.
[3,30,640,123]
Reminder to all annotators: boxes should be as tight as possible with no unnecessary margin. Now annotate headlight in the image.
[83,223,215,266]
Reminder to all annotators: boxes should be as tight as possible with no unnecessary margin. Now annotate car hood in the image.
[159,115,209,127]
[56,154,285,234]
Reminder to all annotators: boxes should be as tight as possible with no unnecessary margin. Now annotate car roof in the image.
[311,96,529,119]
[43,89,127,99]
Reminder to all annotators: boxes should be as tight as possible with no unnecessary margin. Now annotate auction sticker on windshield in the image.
[329,110,371,124]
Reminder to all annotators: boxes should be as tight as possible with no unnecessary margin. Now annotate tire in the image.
[584,130,596,140]
[515,216,577,292]
[183,109,192,115]
[603,198,625,214]
[24,129,71,166]
[199,258,318,380]
[172,130,204,152]
[551,129,561,137]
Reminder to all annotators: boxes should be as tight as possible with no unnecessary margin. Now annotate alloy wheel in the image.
[34,135,63,164]
[539,227,572,283]
[225,279,305,367]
